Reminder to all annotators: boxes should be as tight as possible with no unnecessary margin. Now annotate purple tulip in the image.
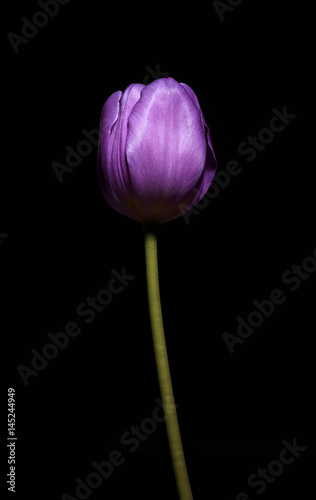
[97,77,217,224]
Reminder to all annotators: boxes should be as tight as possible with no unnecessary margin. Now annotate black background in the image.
[1,1,314,499]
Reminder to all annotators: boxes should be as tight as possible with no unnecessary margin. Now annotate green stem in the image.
[143,225,193,500]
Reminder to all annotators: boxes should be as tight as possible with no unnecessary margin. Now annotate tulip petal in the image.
[97,90,130,218]
[111,83,145,192]
[180,82,216,158]
[176,82,217,219]
[97,90,121,192]
[98,84,144,220]
[171,145,217,222]
[126,78,207,221]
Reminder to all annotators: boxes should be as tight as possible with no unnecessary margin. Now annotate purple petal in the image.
[176,82,217,219]
[125,78,207,220]
[180,81,216,159]
[172,146,217,222]
[98,84,144,219]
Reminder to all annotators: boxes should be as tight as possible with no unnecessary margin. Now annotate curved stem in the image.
[143,225,193,500]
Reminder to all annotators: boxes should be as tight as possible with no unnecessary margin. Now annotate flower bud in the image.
[97,77,217,224]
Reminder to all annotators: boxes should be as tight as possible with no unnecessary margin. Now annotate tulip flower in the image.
[97,77,217,225]
[97,77,217,500]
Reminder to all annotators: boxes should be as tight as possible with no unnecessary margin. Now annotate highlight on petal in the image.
[125,78,207,220]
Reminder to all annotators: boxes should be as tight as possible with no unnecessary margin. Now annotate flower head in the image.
[97,77,217,224]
